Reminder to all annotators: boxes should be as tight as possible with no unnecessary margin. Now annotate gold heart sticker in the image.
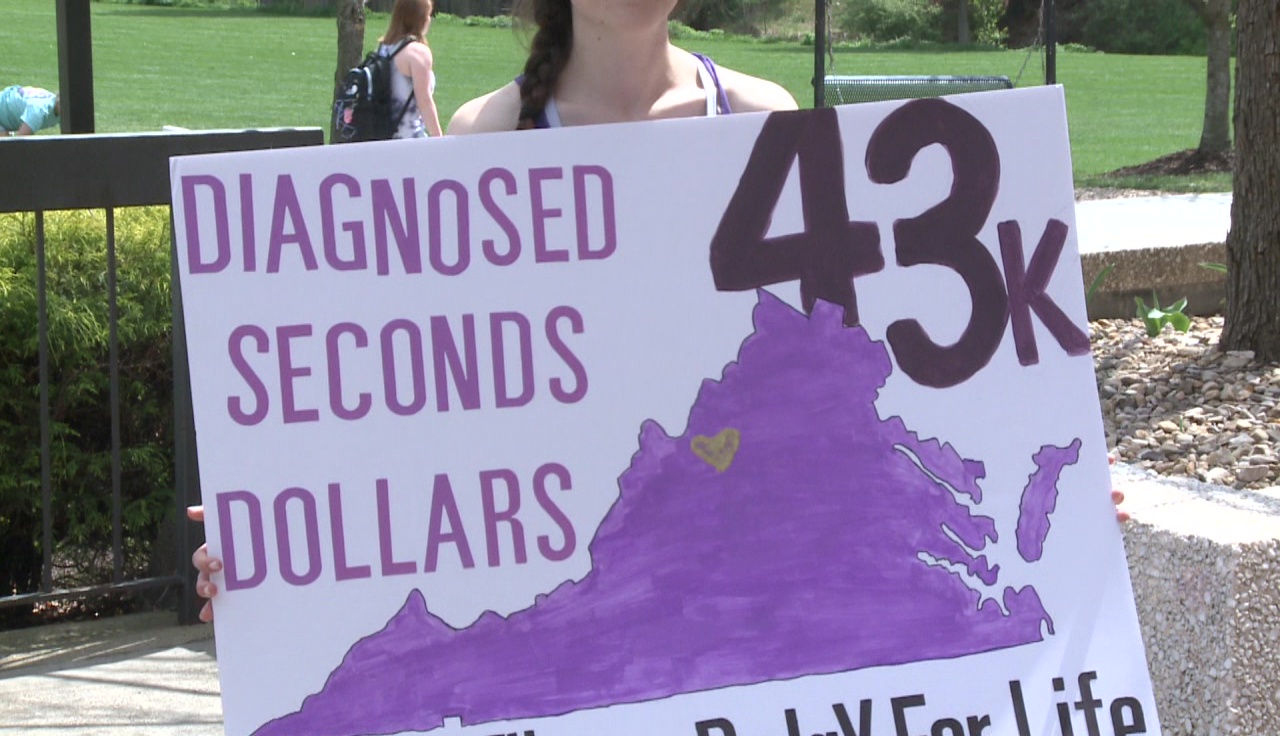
[691,428,741,473]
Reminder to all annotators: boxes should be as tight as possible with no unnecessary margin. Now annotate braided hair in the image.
[516,0,574,130]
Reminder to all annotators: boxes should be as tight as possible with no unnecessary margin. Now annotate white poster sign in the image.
[171,85,1161,736]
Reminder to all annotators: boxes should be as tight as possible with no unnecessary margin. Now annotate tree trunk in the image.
[1198,0,1232,154]
[1221,0,1280,361]
[333,0,367,144]
[958,0,971,44]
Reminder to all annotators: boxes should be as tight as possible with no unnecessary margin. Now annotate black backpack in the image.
[333,39,416,143]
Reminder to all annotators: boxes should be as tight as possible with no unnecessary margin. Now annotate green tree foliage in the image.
[838,0,944,43]
[98,0,259,7]
[971,0,1008,45]
[0,209,174,613]
[1064,0,1206,54]
[942,0,1007,45]
[674,0,794,34]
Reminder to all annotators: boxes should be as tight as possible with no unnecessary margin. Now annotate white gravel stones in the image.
[1093,315,1279,490]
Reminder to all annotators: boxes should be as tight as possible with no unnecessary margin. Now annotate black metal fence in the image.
[0,128,324,624]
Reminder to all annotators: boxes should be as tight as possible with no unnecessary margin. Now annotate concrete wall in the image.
[1081,243,1227,321]
[1116,463,1280,735]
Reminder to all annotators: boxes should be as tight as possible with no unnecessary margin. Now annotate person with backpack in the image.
[377,0,443,139]
[0,85,60,136]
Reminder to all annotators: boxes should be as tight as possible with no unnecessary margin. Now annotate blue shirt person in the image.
[0,86,61,136]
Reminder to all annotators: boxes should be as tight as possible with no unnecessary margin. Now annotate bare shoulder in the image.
[407,40,433,63]
[398,41,434,73]
[715,66,799,113]
[447,83,522,135]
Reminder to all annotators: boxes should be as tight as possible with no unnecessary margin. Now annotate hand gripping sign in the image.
[171,86,1162,736]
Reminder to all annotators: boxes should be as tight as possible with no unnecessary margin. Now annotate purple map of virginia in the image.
[255,292,1081,736]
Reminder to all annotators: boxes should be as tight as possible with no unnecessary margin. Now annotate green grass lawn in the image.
[1,0,1228,188]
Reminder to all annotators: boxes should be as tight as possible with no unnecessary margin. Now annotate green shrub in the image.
[0,208,175,613]
[937,0,1009,46]
[97,0,258,7]
[673,0,792,35]
[461,13,514,28]
[252,0,337,16]
[1064,0,1206,55]
[669,19,730,39]
[967,0,1007,46]
[838,0,943,44]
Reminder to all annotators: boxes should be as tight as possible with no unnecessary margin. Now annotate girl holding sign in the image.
[188,0,1132,620]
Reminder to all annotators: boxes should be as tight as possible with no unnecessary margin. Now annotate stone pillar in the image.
[1117,463,1280,735]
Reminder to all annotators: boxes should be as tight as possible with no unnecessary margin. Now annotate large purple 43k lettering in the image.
[709,101,1090,388]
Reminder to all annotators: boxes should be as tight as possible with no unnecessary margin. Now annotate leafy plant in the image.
[1086,263,1116,303]
[1197,262,1228,309]
[1134,291,1192,336]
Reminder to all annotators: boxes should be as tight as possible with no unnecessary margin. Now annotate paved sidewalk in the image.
[0,192,1234,736]
[0,612,221,735]
[1074,192,1232,255]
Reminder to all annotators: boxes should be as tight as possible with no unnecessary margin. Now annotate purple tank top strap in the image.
[690,53,732,115]
[516,53,731,128]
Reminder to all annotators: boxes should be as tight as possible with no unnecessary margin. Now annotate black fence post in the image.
[55,0,96,134]
[172,226,205,626]
[37,212,53,594]
[1045,0,1057,86]
[108,208,123,583]
[814,0,826,109]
